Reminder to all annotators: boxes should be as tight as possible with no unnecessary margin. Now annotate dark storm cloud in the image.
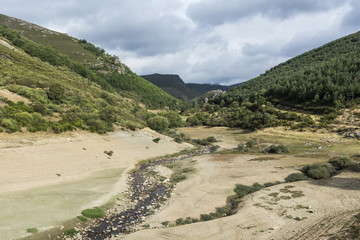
[187,0,343,26]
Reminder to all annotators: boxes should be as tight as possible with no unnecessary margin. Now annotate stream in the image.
[80,147,211,239]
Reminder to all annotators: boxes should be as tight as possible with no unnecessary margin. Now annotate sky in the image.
[1,0,360,85]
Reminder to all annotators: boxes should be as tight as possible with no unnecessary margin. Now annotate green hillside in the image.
[0,14,181,110]
[221,31,360,110]
[141,73,236,101]
[0,34,147,133]
[185,31,360,129]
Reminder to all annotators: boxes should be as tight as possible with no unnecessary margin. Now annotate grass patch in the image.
[26,228,38,234]
[63,228,77,237]
[76,216,87,222]
[249,156,278,162]
[81,207,104,219]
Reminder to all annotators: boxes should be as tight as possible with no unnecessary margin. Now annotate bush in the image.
[147,116,170,132]
[153,137,161,143]
[264,144,289,154]
[207,136,217,143]
[285,172,311,182]
[200,214,214,221]
[81,207,105,219]
[237,144,247,152]
[209,145,220,152]
[246,139,257,148]
[1,118,20,132]
[302,163,336,179]
[26,228,38,234]
[338,156,354,168]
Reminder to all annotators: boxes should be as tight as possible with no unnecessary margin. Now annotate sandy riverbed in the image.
[0,128,191,240]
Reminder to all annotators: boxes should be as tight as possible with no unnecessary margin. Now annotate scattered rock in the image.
[295,216,303,221]
[308,209,315,213]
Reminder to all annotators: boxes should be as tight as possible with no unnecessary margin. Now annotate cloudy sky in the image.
[2,0,360,85]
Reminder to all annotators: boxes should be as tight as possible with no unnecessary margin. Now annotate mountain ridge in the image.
[141,73,238,101]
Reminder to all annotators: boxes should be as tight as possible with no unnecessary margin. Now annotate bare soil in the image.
[0,129,191,240]
[116,126,360,240]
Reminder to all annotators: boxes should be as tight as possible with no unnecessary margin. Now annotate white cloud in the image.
[1,0,358,84]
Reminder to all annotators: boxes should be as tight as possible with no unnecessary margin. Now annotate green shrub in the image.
[26,228,38,234]
[200,214,214,221]
[81,207,105,219]
[209,145,220,152]
[246,139,257,148]
[207,136,217,143]
[147,116,170,132]
[76,216,87,222]
[153,137,161,143]
[161,221,169,227]
[264,144,289,154]
[14,112,33,126]
[175,218,184,225]
[302,163,336,179]
[285,173,311,182]
[1,118,20,132]
[338,156,354,168]
[237,144,247,152]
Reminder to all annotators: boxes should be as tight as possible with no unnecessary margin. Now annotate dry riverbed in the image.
[0,128,191,240]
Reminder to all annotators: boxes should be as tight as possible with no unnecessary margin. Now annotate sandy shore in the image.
[0,128,192,240]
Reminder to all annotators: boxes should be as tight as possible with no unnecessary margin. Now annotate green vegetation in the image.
[302,163,336,179]
[0,25,187,134]
[81,207,105,219]
[184,31,360,131]
[153,137,161,143]
[63,228,77,237]
[264,144,289,154]
[285,173,311,182]
[26,228,38,234]
[76,216,87,222]
[219,31,360,110]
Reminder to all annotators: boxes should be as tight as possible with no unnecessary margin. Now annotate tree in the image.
[147,116,170,132]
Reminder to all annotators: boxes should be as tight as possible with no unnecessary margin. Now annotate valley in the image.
[2,126,356,240]
[0,12,359,240]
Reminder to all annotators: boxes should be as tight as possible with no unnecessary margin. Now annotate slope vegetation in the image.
[185,31,360,130]
[0,14,181,110]
[224,31,360,109]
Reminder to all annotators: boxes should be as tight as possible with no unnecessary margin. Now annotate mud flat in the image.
[0,129,191,240]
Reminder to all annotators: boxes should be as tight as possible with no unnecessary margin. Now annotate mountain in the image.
[185,31,360,129]
[0,13,181,110]
[141,73,237,101]
[222,31,360,111]
[0,14,187,134]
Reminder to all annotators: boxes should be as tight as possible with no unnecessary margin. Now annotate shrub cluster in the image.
[302,163,336,179]
[264,144,289,154]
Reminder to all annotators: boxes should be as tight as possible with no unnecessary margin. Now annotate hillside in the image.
[184,31,360,129]
[221,31,360,110]
[0,14,181,110]
[141,73,236,101]
[0,30,148,133]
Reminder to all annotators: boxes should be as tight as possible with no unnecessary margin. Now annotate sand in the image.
[116,126,360,240]
[0,128,192,240]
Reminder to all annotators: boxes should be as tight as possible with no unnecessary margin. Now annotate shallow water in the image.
[0,168,125,240]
